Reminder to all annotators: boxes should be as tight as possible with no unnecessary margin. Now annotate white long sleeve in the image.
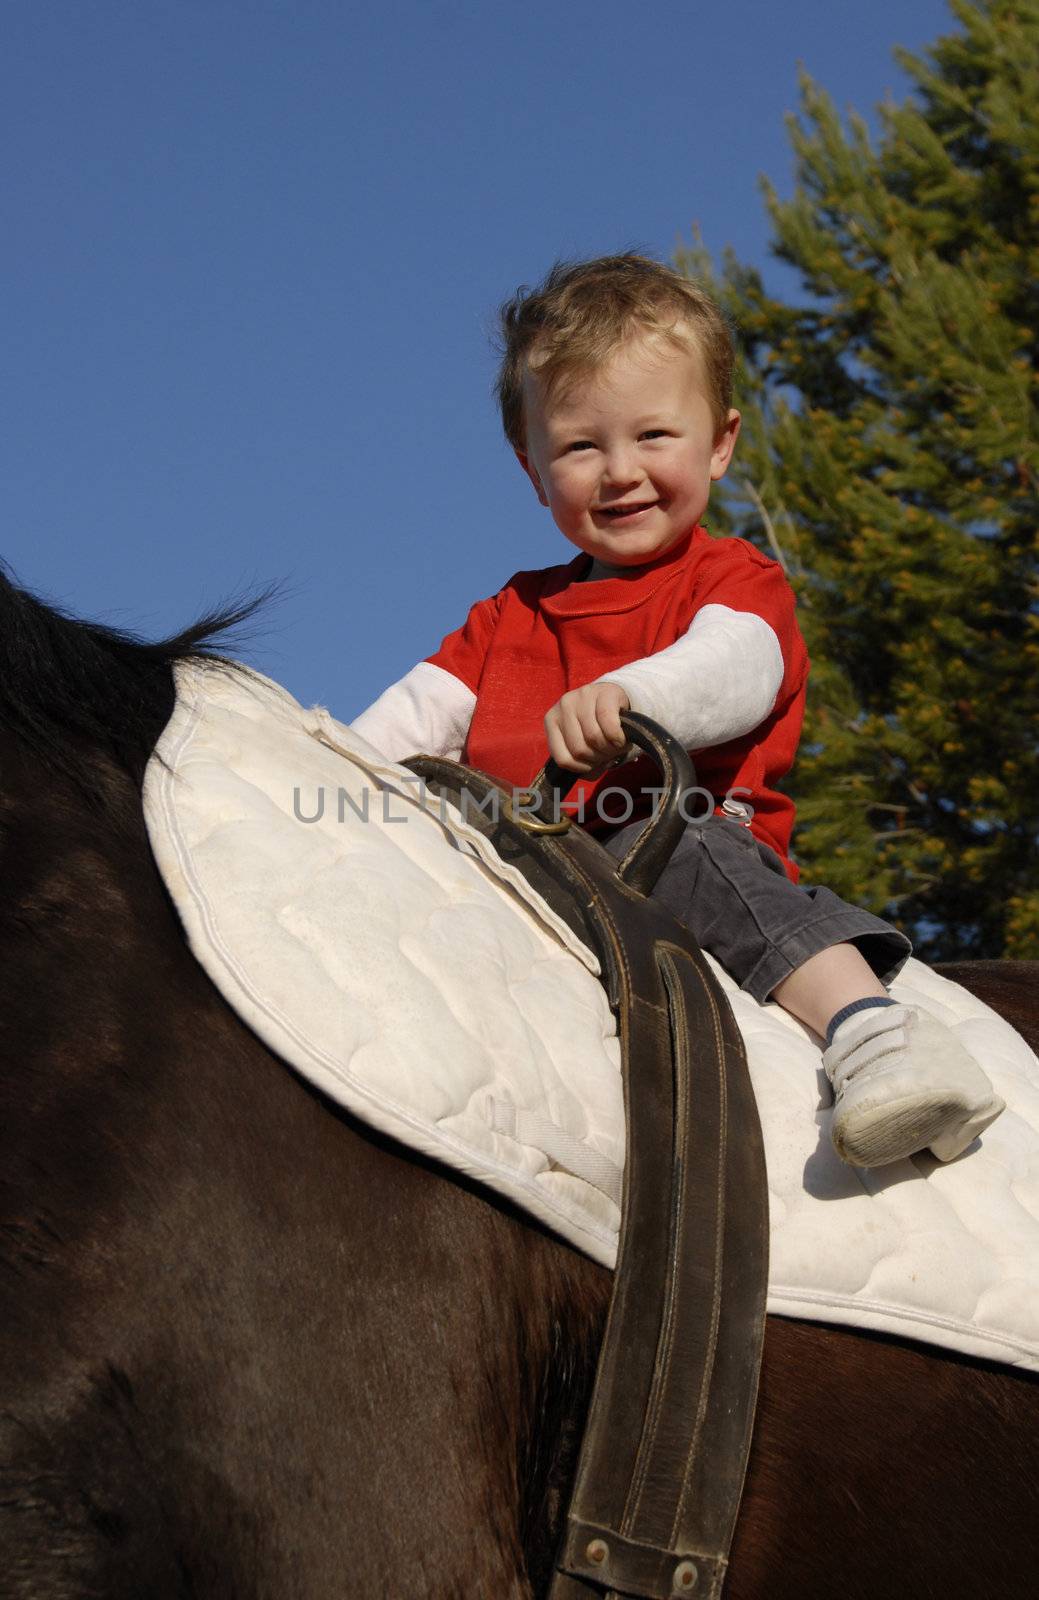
[353,604,784,766]
[596,604,784,750]
[350,660,476,763]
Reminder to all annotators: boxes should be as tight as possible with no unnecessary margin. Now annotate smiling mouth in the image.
[598,502,658,520]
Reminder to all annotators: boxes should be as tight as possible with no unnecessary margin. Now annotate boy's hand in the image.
[544,682,631,773]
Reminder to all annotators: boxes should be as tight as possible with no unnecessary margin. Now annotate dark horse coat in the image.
[1,568,1037,1598]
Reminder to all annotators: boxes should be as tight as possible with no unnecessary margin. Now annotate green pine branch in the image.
[679,0,1039,959]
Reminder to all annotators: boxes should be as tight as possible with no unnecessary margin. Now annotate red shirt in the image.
[427,526,809,878]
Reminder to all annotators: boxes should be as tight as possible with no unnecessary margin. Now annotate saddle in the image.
[406,713,770,1600]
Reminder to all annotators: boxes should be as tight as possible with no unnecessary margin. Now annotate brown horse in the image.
[1,568,1036,1599]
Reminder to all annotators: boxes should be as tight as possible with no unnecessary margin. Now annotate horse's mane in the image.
[0,562,269,793]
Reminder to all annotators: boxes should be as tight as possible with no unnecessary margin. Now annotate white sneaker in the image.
[823,1003,1006,1168]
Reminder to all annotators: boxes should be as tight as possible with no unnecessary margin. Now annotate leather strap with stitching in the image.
[405,715,768,1600]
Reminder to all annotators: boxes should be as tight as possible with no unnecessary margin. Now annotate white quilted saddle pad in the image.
[144,663,1039,1373]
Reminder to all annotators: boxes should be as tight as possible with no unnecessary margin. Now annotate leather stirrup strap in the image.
[547,934,767,1600]
[405,714,769,1600]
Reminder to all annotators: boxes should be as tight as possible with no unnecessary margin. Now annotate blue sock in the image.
[825,996,897,1048]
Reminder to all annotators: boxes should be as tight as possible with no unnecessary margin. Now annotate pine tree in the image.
[682,0,1039,960]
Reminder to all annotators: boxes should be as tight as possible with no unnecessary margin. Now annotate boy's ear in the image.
[514,448,550,507]
[709,409,742,481]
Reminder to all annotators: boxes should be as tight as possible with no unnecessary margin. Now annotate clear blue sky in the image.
[3,0,952,720]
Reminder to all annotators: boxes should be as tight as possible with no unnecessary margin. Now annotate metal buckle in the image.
[501,788,571,835]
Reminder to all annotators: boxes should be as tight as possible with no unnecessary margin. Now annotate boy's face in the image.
[516,328,740,568]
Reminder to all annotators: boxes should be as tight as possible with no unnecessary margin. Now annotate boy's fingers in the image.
[545,686,629,773]
[548,734,590,772]
[597,699,626,747]
[545,706,592,772]
[594,685,630,751]
[562,702,601,764]
[575,703,610,755]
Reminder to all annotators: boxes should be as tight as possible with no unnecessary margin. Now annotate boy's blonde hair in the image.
[495,254,735,451]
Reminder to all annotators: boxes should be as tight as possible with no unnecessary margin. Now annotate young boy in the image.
[354,254,1004,1169]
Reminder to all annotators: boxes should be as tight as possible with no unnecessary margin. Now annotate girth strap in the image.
[406,714,769,1600]
[549,937,766,1600]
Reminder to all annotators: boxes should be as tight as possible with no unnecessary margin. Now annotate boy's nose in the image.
[602,448,642,487]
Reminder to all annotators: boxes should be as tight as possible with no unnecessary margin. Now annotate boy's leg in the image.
[602,812,910,1004]
[770,942,887,1036]
[602,816,1004,1169]
[771,942,1005,1168]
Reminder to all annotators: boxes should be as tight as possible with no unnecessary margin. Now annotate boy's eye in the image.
[641,429,668,440]
[565,440,595,453]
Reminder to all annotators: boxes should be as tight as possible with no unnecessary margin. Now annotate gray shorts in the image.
[602,814,912,1005]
